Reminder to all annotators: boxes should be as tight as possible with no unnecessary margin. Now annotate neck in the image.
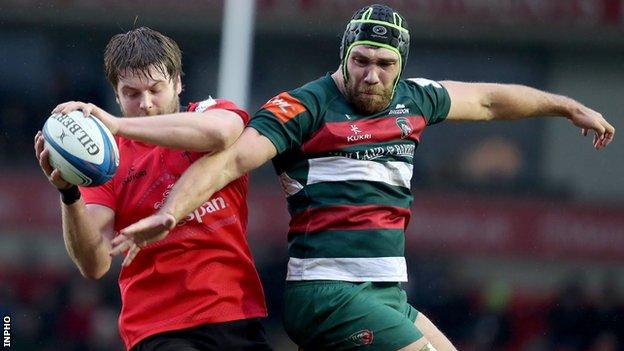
[331,69,348,99]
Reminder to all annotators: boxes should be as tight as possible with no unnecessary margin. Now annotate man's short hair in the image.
[104,26,183,88]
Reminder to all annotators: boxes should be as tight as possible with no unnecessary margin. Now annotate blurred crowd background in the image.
[0,0,623,350]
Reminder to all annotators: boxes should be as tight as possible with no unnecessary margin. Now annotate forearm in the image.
[62,200,111,279]
[158,128,276,222]
[160,148,242,221]
[117,110,241,151]
[443,81,582,122]
[109,129,277,264]
[485,84,577,121]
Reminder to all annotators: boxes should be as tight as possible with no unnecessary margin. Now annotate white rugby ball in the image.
[42,111,119,187]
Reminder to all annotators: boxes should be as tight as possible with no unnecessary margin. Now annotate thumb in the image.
[162,212,177,230]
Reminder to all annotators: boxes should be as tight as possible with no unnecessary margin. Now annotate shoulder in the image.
[296,74,340,108]
[400,78,445,91]
[397,78,450,105]
[398,78,451,125]
[188,97,249,124]
[264,75,337,114]
[187,97,244,113]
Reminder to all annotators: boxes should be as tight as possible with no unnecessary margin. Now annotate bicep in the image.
[441,81,494,121]
[85,204,115,244]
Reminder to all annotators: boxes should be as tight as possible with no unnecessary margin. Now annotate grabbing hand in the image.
[567,105,615,149]
[52,101,120,135]
[110,212,177,266]
[34,131,72,190]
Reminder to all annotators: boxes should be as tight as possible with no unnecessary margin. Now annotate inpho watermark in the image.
[3,315,10,348]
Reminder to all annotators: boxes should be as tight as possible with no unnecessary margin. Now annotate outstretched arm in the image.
[441,81,615,149]
[110,127,277,265]
[52,101,244,152]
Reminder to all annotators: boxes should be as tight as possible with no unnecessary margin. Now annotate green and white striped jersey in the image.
[249,74,450,282]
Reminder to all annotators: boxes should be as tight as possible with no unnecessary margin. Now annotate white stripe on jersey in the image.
[286,257,407,282]
[279,172,304,196]
[307,156,412,188]
[194,97,217,112]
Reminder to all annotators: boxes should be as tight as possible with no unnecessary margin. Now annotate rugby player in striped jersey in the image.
[112,4,615,351]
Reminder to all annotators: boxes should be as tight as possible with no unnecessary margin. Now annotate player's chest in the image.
[301,109,426,154]
[114,145,200,208]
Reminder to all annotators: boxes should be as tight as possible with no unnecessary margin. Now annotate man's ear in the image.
[175,75,182,94]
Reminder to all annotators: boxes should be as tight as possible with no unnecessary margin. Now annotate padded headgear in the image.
[340,4,410,85]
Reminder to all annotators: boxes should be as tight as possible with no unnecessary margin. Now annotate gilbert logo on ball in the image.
[42,111,119,186]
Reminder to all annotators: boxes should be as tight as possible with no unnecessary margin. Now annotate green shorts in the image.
[283,281,422,351]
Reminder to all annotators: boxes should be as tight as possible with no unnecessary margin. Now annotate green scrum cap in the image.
[340,4,410,89]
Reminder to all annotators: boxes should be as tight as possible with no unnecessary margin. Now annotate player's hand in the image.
[567,105,615,149]
[34,131,72,190]
[109,212,177,266]
[52,101,120,135]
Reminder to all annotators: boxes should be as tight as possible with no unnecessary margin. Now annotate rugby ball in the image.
[42,111,119,186]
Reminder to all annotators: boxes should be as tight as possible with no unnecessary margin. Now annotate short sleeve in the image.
[406,78,451,126]
[80,180,115,211]
[248,91,317,154]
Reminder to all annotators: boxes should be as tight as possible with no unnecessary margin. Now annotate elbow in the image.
[80,266,109,280]
[482,109,497,121]
[80,268,107,280]
[209,127,234,152]
[201,122,241,152]
[78,258,110,280]
[480,92,497,121]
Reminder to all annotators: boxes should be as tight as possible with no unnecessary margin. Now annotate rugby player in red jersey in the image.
[34,27,271,351]
[111,5,615,351]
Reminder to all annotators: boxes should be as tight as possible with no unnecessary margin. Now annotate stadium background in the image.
[0,0,622,350]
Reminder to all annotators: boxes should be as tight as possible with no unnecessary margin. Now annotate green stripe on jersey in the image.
[286,181,413,216]
[288,229,405,258]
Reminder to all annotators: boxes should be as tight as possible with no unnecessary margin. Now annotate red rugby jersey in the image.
[80,98,267,350]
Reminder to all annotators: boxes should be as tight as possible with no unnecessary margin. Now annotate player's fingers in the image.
[122,245,141,266]
[39,148,54,176]
[60,101,87,116]
[82,103,94,118]
[603,121,615,139]
[111,233,130,246]
[87,104,100,118]
[603,131,614,147]
[61,101,82,115]
[594,122,606,138]
[50,169,62,182]
[52,102,71,114]
[598,132,612,149]
[35,133,44,156]
[60,102,78,115]
[110,239,131,256]
[120,216,158,238]
[163,213,177,230]
[581,128,588,136]
[34,130,41,145]
[111,235,130,249]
